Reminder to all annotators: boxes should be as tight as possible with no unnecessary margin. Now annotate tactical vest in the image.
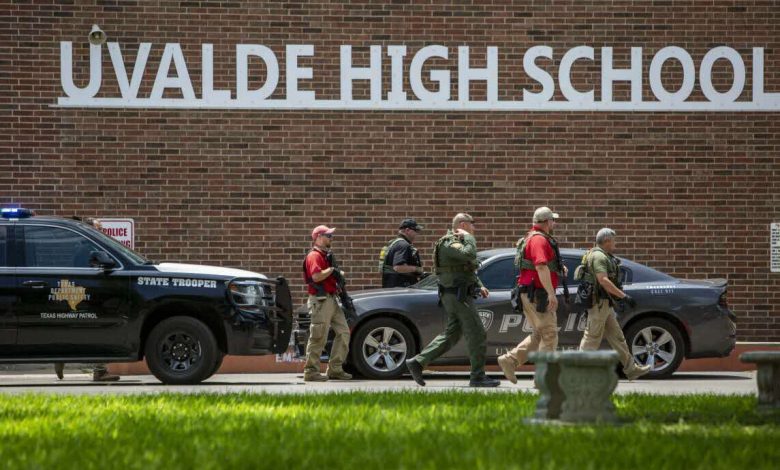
[575,247,621,302]
[514,231,563,274]
[378,237,405,274]
[433,231,474,274]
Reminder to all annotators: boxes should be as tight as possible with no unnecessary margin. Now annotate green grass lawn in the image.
[0,392,777,469]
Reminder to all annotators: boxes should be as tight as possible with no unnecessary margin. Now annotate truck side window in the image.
[22,226,100,268]
[0,227,6,267]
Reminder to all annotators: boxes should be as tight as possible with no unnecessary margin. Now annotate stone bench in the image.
[529,350,620,424]
[740,351,780,411]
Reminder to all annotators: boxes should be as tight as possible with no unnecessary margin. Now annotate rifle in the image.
[326,252,357,323]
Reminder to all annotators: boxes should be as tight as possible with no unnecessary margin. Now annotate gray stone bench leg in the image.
[740,352,780,411]
[530,352,563,420]
[530,350,620,424]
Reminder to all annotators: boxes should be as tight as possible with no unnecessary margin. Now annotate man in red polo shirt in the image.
[498,207,566,384]
[301,225,352,382]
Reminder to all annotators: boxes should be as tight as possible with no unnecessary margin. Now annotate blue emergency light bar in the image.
[1,207,34,219]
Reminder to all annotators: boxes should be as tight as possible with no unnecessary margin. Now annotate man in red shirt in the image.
[302,225,352,382]
[498,207,566,384]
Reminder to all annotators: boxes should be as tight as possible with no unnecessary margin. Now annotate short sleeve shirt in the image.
[589,249,618,281]
[517,228,559,289]
[382,237,422,288]
[304,248,339,295]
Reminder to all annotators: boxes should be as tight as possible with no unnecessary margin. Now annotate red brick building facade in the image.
[3,1,779,340]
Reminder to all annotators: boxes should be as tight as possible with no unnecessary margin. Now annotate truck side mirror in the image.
[89,251,117,270]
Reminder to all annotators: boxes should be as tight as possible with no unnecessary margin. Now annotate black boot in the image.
[469,375,500,388]
[405,359,426,386]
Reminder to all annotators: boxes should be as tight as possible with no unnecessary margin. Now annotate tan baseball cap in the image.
[533,207,559,223]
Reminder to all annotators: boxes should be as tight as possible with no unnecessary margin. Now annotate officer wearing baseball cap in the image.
[301,225,352,382]
[379,218,425,288]
[498,207,566,384]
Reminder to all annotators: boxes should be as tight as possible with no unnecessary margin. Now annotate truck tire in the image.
[145,316,220,385]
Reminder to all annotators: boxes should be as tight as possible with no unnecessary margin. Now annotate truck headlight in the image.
[229,282,262,309]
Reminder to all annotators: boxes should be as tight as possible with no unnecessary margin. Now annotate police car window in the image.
[0,227,6,267]
[563,257,581,284]
[478,258,518,290]
[22,226,101,268]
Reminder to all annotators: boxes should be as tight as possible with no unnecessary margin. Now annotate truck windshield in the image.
[82,223,151,265]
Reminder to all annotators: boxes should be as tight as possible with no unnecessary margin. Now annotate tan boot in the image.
[304,373,329,382]
[625,362,652,381]
[497,354,517,384]
[327,370,353,380]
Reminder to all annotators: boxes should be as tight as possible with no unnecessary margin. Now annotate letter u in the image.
[60,41,102,99]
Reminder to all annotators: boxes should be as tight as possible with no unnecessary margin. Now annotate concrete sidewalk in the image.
[0,371,757,396]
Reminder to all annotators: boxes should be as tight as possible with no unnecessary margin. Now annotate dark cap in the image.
[399,218,424,231]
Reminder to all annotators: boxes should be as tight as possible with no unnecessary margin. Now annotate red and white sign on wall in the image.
[96,218,135,249]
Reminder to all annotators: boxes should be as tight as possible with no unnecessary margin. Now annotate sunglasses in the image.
[320,233,333,239]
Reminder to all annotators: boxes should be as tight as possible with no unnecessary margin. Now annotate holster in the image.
[438,283,478,305]
[534,289,549,314]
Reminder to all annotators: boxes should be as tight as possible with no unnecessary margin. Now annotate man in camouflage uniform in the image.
[405,213,500,387]
[578,228,651,380]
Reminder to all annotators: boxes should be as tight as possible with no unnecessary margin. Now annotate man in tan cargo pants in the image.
[301,225,352,382]
[578,228,651,381]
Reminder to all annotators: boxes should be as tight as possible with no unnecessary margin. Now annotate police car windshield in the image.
[81,223,150,265]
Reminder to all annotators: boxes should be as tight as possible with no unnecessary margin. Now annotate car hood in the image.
[153,263,266,280]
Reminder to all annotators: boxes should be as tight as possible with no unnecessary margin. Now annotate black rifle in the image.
[326,252,357,323]
[549,238,570,311]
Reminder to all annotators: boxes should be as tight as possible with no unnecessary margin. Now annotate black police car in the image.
[0,208,292,384]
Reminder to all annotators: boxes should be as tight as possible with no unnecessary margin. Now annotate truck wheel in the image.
[210,353,225,377]
[145,316,220,385]
[351,317,416,380]
[624,317,685,379]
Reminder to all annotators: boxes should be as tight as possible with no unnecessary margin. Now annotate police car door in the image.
[0,225,16,352]
[14,224,130,358]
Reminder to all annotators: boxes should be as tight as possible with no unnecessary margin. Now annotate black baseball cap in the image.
[399,218,424,231]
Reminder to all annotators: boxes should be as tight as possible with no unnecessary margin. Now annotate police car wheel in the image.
[145,316,220,385]
[351,317,416,380]
[625,318,685,379]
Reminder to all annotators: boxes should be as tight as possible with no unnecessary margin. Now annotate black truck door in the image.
[14,224,131,358]
[0,225,16,353]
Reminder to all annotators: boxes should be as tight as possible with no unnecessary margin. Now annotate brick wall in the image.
[2,1,779,340]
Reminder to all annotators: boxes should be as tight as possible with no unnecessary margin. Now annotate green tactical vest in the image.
[378,237,404,274]
[433,231,476,274]
[513,231,563,273]
[576,247,620,302]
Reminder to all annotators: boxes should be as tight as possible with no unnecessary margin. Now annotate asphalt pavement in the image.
[0,371,757,396]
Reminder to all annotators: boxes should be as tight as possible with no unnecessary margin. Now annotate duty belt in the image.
[435,265,473,273]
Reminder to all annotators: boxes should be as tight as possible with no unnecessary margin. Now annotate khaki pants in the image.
[579,300,632,369]
[303,295,350,376]
[505,294,558,366]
